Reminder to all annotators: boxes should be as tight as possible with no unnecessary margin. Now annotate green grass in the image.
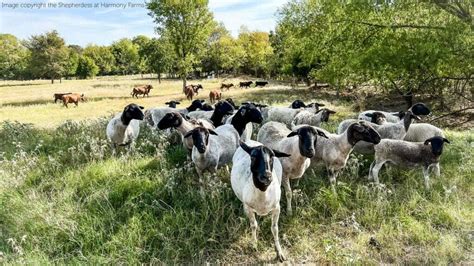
[0,78,473,264]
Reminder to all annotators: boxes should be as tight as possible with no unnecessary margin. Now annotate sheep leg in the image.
[244,204,258,249]
[110,143,117,156]
[271,205,286,262]
[370,161,384,185]
[368,161,375,181]
[282,176,293,216]
[432,163,441,177]
[422,166,431,190]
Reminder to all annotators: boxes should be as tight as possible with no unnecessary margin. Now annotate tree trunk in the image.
[51,78,54,84]
[158,73,161,83]
[60,77,62,83]
[182,76,187,92]
[403,91,413,109]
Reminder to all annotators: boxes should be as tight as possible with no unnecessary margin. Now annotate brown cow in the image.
[62,93,85,108]
[131,85,153,98]
[54,92,72,103]
[220,83,234,91]
[209,90,221,103]
[184,86,195,101]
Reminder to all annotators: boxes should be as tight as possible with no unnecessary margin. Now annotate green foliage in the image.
[142,37,175,81]
[238,28,273,77]
[23,31,69,83]
[64,48,79,78]
[83,45,116,75]
[0,34,29,80]
[76,56,99,79]
[111,39,140,75]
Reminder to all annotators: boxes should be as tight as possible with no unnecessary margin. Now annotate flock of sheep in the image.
[105,87,449,261]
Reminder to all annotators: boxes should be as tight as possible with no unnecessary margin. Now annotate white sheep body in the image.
[359,110,400,123]
[265,107,305,127]
[403,123,444,142]
[106,113,140,146]
[291,110,325,128]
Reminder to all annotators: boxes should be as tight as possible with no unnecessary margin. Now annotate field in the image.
[0,76,473,264]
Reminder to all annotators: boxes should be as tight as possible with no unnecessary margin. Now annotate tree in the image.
[133,35,152,77]
[238,28,273,77]
[76,56,99,79]
[64,47,79,79]
[83,45,116,75]
[143,37,175,83]
[147,0,214,89]
[111,39,140,75]
[0,34,29,80]
[24,30,69,83]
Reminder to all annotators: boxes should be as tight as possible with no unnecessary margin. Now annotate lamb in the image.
[131,85,152,98]
[337,110,420,154]
[290,108,336,128]
[183,125,240,184]
[224,103,264,142]
[257,122,328,215]
[144,100,204,128]
[310,122,381,187]
[157,112,215,154]
[369,136,450,189]
[358,102,431,123]
[106,103,144,155]
[231,140,290,262]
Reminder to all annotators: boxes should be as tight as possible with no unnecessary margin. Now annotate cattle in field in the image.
[62,93,85,108]
[255,81,269,87]
[239,81,253,88]
[131,85,153,98]
[184,86,196,100]
[209,90,222,103]
[220,83,234,90]
[54,93,72,103]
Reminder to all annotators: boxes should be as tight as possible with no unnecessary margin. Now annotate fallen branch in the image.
[429,106,474,122]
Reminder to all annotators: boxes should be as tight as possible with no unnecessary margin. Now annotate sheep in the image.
[183,125,240,184]
[264,107,306,126]
[220,83,234,90]
[225,98,238,109]
[165,101,180,108]
[358,102,431,123]
[61,93,85,108]
[157,112,215,155]
[231,140,290,262]
[239,81,253,88]
[289,100,325,110]
[106,103,144,155]
[224,103,264,142]
[310,122,381,187]
[257,122,328,215]
[200,103,214,111]
[404,123,444,142]
[337,110,420,154]
[144,100,204,128]
[187,100,235,127]
[369,136,450,189]
[255,81,269,87]
[290,108,336,128]
[336,111,387,134]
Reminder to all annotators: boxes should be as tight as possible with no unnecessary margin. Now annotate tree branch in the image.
[332,19,447,30]
[429,106,474,122]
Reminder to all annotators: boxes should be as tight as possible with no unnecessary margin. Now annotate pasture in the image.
[0,76,473,264]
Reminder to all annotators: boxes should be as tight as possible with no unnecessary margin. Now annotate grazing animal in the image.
[239,81,253,88]
[291,108,336,128]
[265,107,308,127]
[184,125,240,184]
[310,122,381,188]
[200,103,214,111]
[106,103,144,155]
[225,98,238,109]
[188,100,235,127]
[54,92,72,103]
[184,86,196,101]
[255,81,269,87]
[289,100,325,110]
[165,101,181,108]
[225,103,264,141]
[209,90,222,103]
[192,84,203,94]
[404,123,445,142]
[61,93,84,108]
[358,103,431,123]
[257,122,328,215]
[220,83,234,90]
[369,136,450,189]
[131,85,153,98]
[231,140,290,262]
[144,100,204,128]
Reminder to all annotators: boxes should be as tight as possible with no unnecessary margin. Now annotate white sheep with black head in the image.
[225,103,264,142]
[231,140,290,262]
[291,108,336,128]
[358,102,431,123]
[369,136,450,189]
[106,103,144,155]
[144,99,205,128]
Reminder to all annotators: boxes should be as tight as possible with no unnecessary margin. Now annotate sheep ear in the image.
[139,106,144,110]
[287,131,298,138]
[315,109,324,114]
[208,129,218,136]
[424,138,432,145]
[317,130,329,139]
[365,113,374,118]
[328,110,336,114]
[240,141,253,155]
[184,114,191,120]
[273,149,291,157]
[165,102,170,104]
[443,138,450,144]
[176,102,180,105]
[200,100,205,103]
[317,103,325,106]
[183,130,194,138]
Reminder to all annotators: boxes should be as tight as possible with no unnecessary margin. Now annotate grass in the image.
[0,77,473,264]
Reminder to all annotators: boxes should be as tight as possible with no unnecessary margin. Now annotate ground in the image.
[0,76,472,264]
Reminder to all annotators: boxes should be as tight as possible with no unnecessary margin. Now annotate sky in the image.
[0,0,287,46]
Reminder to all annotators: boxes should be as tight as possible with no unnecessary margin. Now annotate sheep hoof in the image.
[276,252,286,262]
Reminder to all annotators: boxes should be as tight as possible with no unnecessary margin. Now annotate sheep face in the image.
[317,108,337,122]
[287,126,326,158]
[240,142,290,191]
[366,112,386,125]
[424,136,450,156]
[157,112,182,130]
[184,127,218,154]
[190,99,204,109]
[123,104,144,121]
[291,100,306,109]
[348,122,381,145]
[165,101,181,108]
[239,105,263,124]
[410,103,431,116]
[215,101,235,116]
[146,85,153,90]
